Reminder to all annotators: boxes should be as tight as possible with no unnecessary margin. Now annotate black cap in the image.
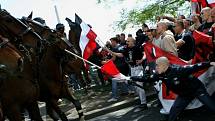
[56,23,65,30]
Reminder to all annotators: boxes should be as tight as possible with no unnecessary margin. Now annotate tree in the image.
[97,0,188,30]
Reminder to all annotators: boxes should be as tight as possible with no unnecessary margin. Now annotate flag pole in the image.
[54,5,61,23]
[51,0,61,23]
[64,49,101,69]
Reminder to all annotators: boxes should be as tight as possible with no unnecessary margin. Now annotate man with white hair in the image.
[198,7,213,34]
[156,21,178,56]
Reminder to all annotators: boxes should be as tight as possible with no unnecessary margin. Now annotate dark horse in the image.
[65,17,92,89]
[0,9,43,121]
[21,16,85,121]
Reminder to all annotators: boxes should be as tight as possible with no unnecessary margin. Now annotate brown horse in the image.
[21,17,85,121]
[65,18,91,89]
[0,9,43,121]
[0,101,3,121]
[0,35,24,121]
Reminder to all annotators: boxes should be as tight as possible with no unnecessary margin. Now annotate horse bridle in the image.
[0,35,9,48]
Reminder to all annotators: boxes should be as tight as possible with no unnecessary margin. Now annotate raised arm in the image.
[179,62,214,75]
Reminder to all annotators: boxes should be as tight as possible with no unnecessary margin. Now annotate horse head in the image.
[65,18,81,50]
[21,14,51,38]
[0,9,42,53]
[27,11,33,20]
[21,16,74,62]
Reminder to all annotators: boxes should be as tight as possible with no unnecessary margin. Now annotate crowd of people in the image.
[24,5,215,121]
[2,2,215,120]
[82,6,215,121]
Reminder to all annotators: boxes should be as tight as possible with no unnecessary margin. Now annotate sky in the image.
[0,0,140,42]
[0,0,191,42]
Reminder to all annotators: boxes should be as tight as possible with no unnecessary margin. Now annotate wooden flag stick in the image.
[64,49,101,69]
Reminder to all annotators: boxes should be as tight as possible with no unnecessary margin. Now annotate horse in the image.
[0,101,3,121]
[25,15,91,90]
[0,35,24,121]
[21,16,85,121]
[65,17,92,89]
[0,9,43,121]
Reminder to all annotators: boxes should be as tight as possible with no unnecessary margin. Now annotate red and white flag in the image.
[197,0,215,8]
[101,60,129,80]
[207,0,215,7]
[192,30,213,64]
[191,0,215,14]
[75,14,101,60]
[144,42,215,113]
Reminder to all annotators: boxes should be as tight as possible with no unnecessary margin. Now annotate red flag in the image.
[101,60,120,76]
[143,43,186,65]
[200,0,208,8]
[192,30,213,76]
[192,31,213,60]
[192,30,213,63]
[197,0,215,8]
[143,42,211,99]
[144,42,214,110]
[162,83,177,100]
[143,42,187,100]
[191,0,215,14]
[101,60,128,80]
[206,0,215,7]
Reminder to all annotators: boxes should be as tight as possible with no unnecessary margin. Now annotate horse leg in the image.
[82,68,91,86]
[46,102,59,121]
[48,99,68,121]
[77,72,87,88]
[27,102,43,121]
[76,72,88,93]
[0,103,4,121]
[63,87,84,121]
[20,108,25,120]
[5,105,23,121]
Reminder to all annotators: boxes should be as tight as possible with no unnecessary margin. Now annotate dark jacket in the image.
[131,62,211,97]
[111,44,130,75]
[159,62,211,97]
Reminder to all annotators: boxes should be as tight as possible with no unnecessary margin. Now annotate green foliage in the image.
[98,0,186,31]
[97,0,125,4]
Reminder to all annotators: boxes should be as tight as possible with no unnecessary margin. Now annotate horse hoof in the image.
[0,65,6,70]
[79,116,85,121]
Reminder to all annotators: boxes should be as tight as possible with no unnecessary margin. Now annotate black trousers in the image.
[168,85,215,121]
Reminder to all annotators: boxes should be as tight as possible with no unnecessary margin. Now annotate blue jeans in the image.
[111,78,129,99]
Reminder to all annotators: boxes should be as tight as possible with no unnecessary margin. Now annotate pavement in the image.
[24,84,215,121]
[37,84,157,121]
[88,101,215,121]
